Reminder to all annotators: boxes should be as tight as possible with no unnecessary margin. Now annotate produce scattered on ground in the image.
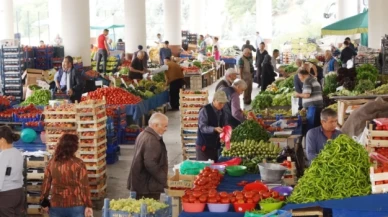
[230,120,270,143]
[21,89,51,106]
[109,198,168,214]
[287,135,371,203]
[85,87,141,105]
[222,140,281,160]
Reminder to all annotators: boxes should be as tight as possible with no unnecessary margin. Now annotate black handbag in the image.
[40,198,51,208]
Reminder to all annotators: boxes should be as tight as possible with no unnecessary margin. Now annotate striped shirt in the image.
[302,75,323,108]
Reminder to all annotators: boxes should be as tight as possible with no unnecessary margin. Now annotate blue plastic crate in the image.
[221,57,236,64]
[13,113,42,122]
[244,210,292,217]
[106,153,118,165]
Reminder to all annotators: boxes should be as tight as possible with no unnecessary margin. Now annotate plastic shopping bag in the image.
[220,125,232,150]
[291,96,299,116]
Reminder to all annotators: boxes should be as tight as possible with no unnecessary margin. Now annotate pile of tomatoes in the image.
[0,96,10,107]
[0,104,42,120]
[85,87,142,105]
[25,121,44,127]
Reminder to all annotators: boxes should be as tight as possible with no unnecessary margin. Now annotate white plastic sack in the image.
[291,96,299,116]
[270,120,288,129]
[353,127,368,146]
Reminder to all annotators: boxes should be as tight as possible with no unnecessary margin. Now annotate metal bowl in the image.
[258,163,287,182]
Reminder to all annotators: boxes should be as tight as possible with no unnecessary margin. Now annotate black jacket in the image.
[340,47,357,64]
[241,44,256,52]
[215,79,230,92]
[69,68,84,103]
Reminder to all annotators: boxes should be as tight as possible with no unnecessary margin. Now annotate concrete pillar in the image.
[124,0,146,53]
[256,0,272,50]
[61,0,91,67]
[48,0,62,40]
[337,0,358,20]
[164,0,182,56]
[0,0,14,40]
[368,0,388,49]
[189,0,204,34]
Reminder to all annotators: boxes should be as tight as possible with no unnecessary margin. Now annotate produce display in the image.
[230,120,270,143]
[152,72,165,83]
[288,135,371,203]
[84,87,141,105]
[109,198,168,214]
[365,83,388,95]
[252,94,272,111]
[20,90,51,106]
[222,140,281,159]
[323,74,337,95]
[354,79,375,93]
[356,64,379,83]
[272,93,292,106]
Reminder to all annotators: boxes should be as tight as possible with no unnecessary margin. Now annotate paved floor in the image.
[94,79,260,216]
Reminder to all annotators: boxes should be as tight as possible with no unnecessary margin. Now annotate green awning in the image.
[90,25,124,30]
[321,10,368,36]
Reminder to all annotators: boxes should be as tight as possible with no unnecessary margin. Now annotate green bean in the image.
[287,135,371,204]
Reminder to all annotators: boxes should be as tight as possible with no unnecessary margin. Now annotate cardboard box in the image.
[23,68,44,86]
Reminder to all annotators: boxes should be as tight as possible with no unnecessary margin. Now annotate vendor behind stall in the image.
[323,50,339,76]
[196,90,228,162]
[159,41,172,65]
[132,45,149,69]
[294,68,323,128]
[152,57,184,110]
[222,79,247,129]
[129,51,149,80]
[215,68,238,91]
[306,108,341,163]
[52,56,84,103]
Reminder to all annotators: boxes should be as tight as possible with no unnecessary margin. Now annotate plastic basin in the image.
[258,163,287,182]
[182,203,206,213]
[226,166,247,177]
[259,201,284,212]
[207,203,230,213]
[233,203,256,212]
[209,165,226,173]
[243,182,269,192]
[272,186,293,196]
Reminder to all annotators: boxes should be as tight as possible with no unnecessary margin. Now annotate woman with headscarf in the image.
[261,55,276,91]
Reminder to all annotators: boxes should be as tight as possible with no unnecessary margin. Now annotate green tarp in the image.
[321,10,368,36]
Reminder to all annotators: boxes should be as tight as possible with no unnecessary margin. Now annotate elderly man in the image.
[215,68,238,91]
[306,108,341,163]
[159,41,172,65]
[294,69,324,128]
[52,56,83,103]
[153,57,185,110]
[127,113,169,200]
[238,48,254,104]
[196,91,228,162]
[129,51,149,80]
[222,79,247,129]
[256,42,268,87]
[323,50,339,76]
[133,45,149,69]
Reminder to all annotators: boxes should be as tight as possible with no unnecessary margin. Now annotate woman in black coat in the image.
[261,55,276,91]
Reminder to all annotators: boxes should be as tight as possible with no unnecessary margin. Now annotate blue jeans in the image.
[50,206,85,217]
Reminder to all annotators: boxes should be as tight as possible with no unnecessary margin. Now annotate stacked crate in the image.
[180,90,208,160]
[33,46,54,70]
[0,46,24,101]
[76,99,107,200]
[25,154,49,217]
[43,103,77,154]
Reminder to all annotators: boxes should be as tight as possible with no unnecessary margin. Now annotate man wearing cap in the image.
[215,68,238,91]
[152,57,185,110]
[159,41,172,65]
[196,90,228,162]
[133,45,149,69]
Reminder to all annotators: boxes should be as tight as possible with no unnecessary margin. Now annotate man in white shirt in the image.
[205,34,213,47]
[255,32,263,50]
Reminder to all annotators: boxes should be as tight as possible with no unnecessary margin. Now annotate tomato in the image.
[376,126,383,130]
[233,191,241,196]
[194,200,201,204]
[188,196,196,203]
[199,195,207,203]
[219,192,228,198]
[259,190,267,196]
[208,189,217,198]
[221,198,230,204]
[192,190,202,198]
[244,191,254,199]
[182,197,189,203]
[237,199,245,204]
[272,191,279,198]
[262,192,271,199]
[253,195,261,203]
[278,196,285,201]
[230,197,236,203]
[236,194,244,200]
[246,199,254,204]
[208,197,217,203]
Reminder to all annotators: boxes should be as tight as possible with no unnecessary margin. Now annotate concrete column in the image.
[337,0,358,20]
[256,0,272,49]
[61,0,91,67]
[368,0,388,49]
[164,0,182,56]
[0,0,14,40]
[48,0,62,39]
[124,0,146,53]
[189,0,204,34]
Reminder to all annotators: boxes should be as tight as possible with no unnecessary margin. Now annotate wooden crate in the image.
[337,99,371,126]
[27,169,45,180]
[366,121,388,147]
[292,207,323,217]
[172,197,182,217]
[270,135,302,149]
[283,162,298,186]
[26,181,42,192]
[370,167,388,194]
[27,194,40,204]
[26,156,48,168]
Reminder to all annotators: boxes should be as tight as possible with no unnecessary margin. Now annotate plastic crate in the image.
[221,57,236,65]
[244,210,292,217]
[13,113,42,122]
[22,122,44,132]
[106,153,118,165]
[103,198,170,217]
